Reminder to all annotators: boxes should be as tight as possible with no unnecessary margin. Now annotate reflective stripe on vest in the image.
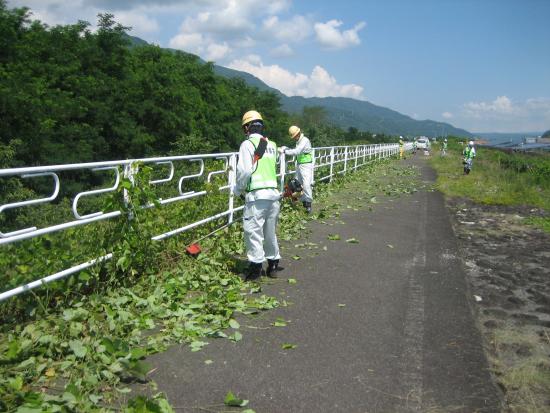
[297,152,313,164]
[246,136,278,192]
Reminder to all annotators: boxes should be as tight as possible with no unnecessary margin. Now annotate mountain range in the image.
[128,35,472,138]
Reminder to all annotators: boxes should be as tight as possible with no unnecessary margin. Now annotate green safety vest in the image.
[297,152,313,164]
[463,147,474,159]
[399,140,404,147]
[246,136,278,192]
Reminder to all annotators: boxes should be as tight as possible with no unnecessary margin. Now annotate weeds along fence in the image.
[0,143,401,302]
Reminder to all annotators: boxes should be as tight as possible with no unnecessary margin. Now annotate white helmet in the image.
[468,140,474,146]
[444,138,447,142]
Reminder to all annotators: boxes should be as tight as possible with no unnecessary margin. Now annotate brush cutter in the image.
[185,221,236,257]
[283,178,303,200]
[186,139,267,257]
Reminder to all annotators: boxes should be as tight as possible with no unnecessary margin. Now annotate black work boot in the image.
[245,262,263,281]
[303,201,312,214]
[266,259,282,278]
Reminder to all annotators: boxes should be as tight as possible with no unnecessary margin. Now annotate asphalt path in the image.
[148,156,502,412]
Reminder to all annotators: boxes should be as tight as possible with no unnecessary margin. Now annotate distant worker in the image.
[462,140,476,175]
[399,136,405,159]
[441,138,448,156]
[412,139,417,155]
[235,110,282,280]
[279,125,314,213]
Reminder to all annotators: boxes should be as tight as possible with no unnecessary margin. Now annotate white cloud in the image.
[168,33,231,61]
[463,95,517,118]
[270,43,294,57]
[169,32,204,51]
[314,19,366,50]
[228,56,364,99]
[262,15,312,43]
[442,112,453,119]
[265,0,291,15]
[459,96,550,132]
[115,10,159,36]
[205,42,231,61]
[167,0,299,61]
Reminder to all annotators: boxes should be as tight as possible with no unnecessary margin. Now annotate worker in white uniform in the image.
[235,110,282,280]
[279,126,314,213]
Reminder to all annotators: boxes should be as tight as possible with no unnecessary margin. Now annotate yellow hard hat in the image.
[242,110,263,126]
[289,125,301,138]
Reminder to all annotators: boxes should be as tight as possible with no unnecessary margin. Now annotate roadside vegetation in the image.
[430,140,550,230]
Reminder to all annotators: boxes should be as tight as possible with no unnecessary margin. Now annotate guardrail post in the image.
[329,147,335,182]
[311,148,316,185]
[344,146,348,174]
[228,154,237,224]
[279,152,286,193]
[123,163,136,220]
[354,146,358,170]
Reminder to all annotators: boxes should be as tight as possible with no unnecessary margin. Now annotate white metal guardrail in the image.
[0,143,400,301]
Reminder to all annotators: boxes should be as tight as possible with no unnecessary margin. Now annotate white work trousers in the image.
[296,163,313,203]
[243,199,281,264]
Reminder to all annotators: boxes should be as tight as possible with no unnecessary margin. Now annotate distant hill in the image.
[542,130,550,139]
[124,34,149,47]
[130,36,472,138]
[213,66,282,95]
[278,95,470,137]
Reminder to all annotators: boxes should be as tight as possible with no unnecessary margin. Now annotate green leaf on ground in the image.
[288,278,297,284]
[229,319,240,329]
[121,359,152,381]
[338,304,346,307]
[69,340,87,358]
[386,244,394,249]
[272,318,287,327]
[346,238,359,243]
[282,343,297,350]
[328,234,340,240]
[291,255,301,260]
[190,341,208,352]
[224,391,249,407]
[204,359,213,365]
[229,331,243,342]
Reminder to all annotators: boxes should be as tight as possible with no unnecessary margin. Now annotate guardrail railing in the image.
[0,143,400,301]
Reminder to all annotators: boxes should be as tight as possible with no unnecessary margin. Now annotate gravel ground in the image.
[446,198,550,411]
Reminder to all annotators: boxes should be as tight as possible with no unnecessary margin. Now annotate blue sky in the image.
[8,0,550,133]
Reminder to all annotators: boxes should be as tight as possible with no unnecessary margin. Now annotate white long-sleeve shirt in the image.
[235,133,280,202]
[284,134,312,158]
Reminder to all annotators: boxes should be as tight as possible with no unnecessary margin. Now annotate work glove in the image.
[278,146,287,154]
[253,137,268,163]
